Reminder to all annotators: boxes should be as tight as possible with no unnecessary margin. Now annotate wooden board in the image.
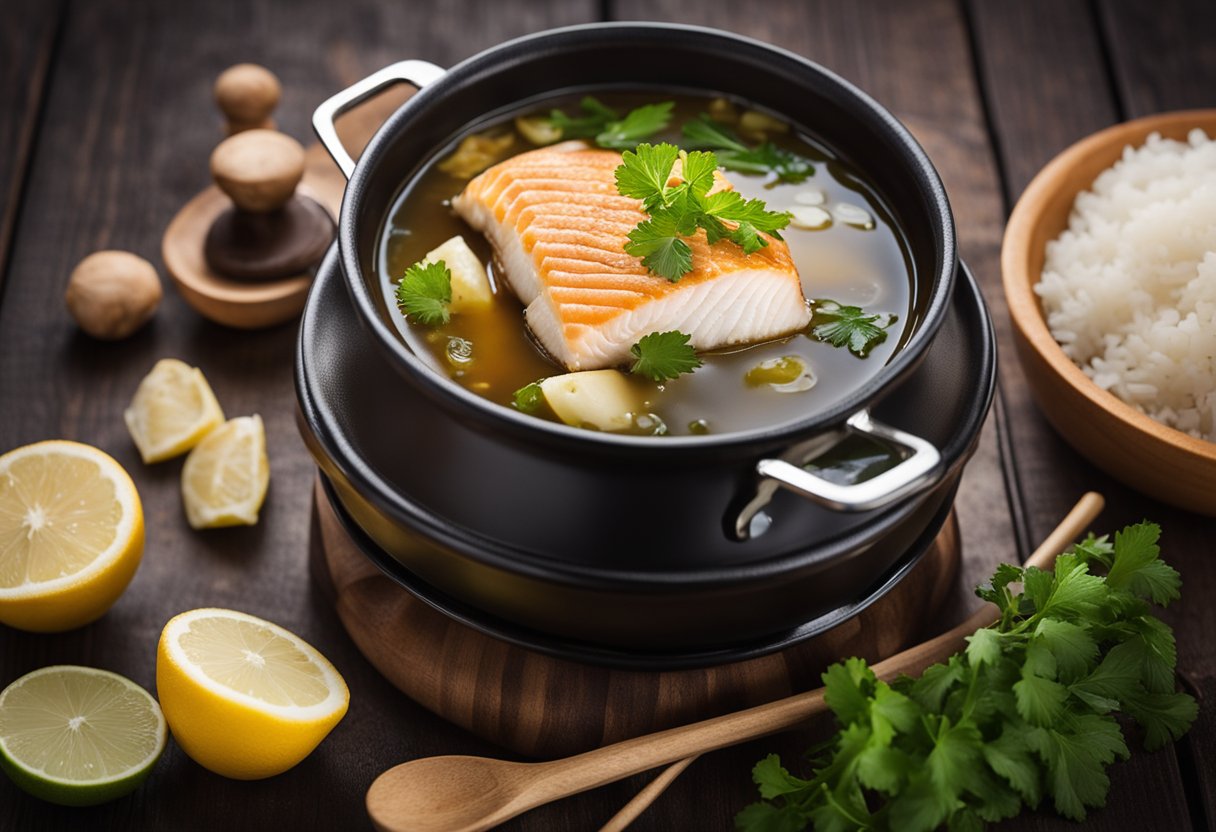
[313,480,961,758]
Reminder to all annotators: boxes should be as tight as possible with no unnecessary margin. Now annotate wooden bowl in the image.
[1002,110,1216,516]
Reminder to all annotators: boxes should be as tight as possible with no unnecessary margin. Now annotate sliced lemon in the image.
[0,440,144,632]
[156,608,348,780]
[124,358,224,464]
[180,415,268,529]
[0,665,166,806]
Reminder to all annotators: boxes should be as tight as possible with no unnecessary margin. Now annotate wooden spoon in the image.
[367,493,1104,832]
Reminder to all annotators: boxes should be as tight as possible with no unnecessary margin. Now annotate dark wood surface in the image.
[1,1,1212,829]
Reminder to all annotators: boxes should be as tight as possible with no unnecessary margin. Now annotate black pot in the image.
[296,247,995,655]
[301,23,992,654]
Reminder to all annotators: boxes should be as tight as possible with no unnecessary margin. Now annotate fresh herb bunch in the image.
[630,330,702,382]
[809,300,898,358]
[615,143,791,282]
[683,115,813,185]
[547,97,673,149]
[396,260,452,326]
[737,522,1197,832]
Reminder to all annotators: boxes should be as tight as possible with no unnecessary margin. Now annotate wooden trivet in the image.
[310,480,961,758]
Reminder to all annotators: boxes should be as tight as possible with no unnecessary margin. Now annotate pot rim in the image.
[296,248,996,589]
[335,21,958,456]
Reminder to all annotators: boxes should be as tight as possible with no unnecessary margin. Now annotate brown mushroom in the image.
[214,63,281,134]
[209,129,305,214]
[65,251,162,339]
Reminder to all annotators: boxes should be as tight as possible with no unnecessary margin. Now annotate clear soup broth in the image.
[378,90,917,437]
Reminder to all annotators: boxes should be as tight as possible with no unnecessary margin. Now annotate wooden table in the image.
[2,1,1213,829]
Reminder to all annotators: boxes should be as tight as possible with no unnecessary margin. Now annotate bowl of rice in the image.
[1003,109,1216,516]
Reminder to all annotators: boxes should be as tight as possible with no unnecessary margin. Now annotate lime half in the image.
[0,666,167,806]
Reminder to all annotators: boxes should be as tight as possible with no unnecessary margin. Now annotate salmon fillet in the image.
[452,142,811,371]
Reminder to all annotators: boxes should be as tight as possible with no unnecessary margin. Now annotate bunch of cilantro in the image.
[737,522,1197,832]
[614,143,791,282]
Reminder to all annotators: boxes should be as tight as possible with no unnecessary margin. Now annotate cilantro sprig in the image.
[547,97,673,150]
[737,522,1197,832]
[395,260,452,326]
[683,115,813,185]
[809,299,898,358]
[615,142,791,282]
[630,330,702,382]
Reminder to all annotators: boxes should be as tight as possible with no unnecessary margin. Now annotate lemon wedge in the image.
[156,608,349,779]
[0,666,166,806]
[0,440,144,632]
[180,415,268,529]
[124,358,224,463]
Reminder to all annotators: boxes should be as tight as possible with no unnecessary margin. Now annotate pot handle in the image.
[735,411,942,539]
[312,60,447,179]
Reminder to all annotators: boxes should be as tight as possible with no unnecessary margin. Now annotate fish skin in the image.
[453,142,811,371]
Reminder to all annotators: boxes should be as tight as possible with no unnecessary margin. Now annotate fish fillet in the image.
[452,142,811,371]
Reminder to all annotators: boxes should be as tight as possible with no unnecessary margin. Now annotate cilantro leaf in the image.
[512,381,544,414]
[965,628,1002,668]
[623,211,693,282]
[1014,671,1069,726]
[678,149,719,198]
[614,142,679,208]
[682,115,814,184]
[395,260,452,326]
[809,300,898,358]
[1123,688,1200,751]
[752,754,811,800]
[629,330,702,382]
[595,101,674,149]
[982,728,1042,805]
[1034,618,1098,683]
[1106,522,1180,605]
[547,97,672,149]
[1025,714,1128,820]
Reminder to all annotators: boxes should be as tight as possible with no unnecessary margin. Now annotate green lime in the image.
[0,665,166,806]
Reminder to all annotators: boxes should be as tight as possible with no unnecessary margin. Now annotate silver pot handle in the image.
[312,60,447,179]
[760,410,942,511]
[735,410,942,539]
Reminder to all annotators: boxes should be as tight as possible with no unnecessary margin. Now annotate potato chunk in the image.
[540,370,641,432]
[421,236,493,313]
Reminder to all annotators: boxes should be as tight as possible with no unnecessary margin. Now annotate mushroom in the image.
[65,251,162,339]
[214,63,281,135]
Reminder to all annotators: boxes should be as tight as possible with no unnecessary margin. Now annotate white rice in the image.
[1036,128,1216,441]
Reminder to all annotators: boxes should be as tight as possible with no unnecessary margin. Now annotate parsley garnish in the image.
[630,330,702,382]
[683,115,813,185]
[395,260,452,326]
[547,97,673,150]
[512,381,544,413]
[809,299,897,358]
[615,142,791,282]
[738,522,1197,831]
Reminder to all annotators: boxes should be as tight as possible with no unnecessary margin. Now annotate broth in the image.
[378,91,916,436]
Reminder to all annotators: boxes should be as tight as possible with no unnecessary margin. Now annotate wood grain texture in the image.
[0,0,63,300]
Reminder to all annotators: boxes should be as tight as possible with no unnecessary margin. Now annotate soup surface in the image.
[378,91,916,436]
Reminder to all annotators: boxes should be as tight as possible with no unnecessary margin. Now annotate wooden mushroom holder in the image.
[163,129,337,329]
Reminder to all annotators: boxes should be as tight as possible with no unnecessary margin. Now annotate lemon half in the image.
[0,440,144,632]
[156,608,348,780]
[0,665,166,806]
